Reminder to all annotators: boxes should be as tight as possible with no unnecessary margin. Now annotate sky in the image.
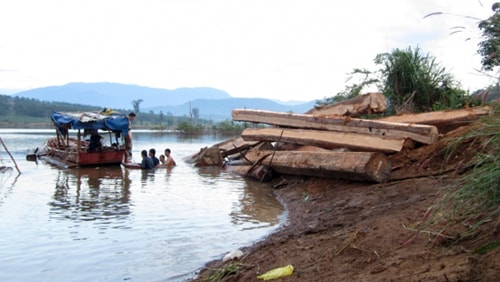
[0,0,497,102]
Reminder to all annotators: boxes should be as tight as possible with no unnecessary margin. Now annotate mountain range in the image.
[14,82,316,120]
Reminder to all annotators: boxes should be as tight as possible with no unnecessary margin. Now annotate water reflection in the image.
[140,169,156,185]
[195,166,226,187]
[0,168,20,208]
[196,166,283,229]
[49,166,131,224]
[231,179,283,229]
[0,130,285,281]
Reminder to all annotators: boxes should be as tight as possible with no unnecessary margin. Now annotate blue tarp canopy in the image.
[51,111,130,136]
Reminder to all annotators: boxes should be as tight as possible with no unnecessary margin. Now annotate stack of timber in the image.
[233,110,439,146]
[186,92,493,183]
[228,109,432,183]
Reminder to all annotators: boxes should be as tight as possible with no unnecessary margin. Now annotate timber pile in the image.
[186,93,493,183]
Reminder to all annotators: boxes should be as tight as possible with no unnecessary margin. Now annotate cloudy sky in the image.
[0,0,496,101]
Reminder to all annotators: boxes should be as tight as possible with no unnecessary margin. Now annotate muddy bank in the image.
[190,121,499,281]
[191,174,498,281]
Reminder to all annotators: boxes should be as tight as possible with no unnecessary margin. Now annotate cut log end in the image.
[365,153,392,183]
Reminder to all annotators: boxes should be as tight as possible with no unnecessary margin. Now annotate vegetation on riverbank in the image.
[426,113,499,249]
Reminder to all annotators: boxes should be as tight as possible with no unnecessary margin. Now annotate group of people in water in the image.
[84,111,177,170]
[122,111,177,169]
[140,148,176,169]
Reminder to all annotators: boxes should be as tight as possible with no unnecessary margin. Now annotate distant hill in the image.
[147,98,316,120]
[14,82,232,109]
[14,82,316,120]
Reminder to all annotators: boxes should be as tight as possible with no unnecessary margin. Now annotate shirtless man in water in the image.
[164,148,176,166]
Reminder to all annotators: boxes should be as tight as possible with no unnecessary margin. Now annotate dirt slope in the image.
[191,122,499,281]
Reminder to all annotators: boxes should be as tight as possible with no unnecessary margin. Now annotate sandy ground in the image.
[191,122,499,281]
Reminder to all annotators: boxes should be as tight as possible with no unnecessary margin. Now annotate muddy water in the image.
[0,129,284,281]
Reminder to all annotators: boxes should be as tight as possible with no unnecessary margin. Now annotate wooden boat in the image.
[28,111,130,168]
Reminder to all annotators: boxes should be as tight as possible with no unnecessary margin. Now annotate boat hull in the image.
[39,138,125,168]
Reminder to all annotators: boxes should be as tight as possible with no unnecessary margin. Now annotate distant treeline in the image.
[0,94,246,134]
[0,95,104,118]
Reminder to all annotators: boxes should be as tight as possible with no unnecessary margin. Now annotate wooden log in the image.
[245,150,391,183]
[241,128,410,153]
[295,145,334,152]
[377,106,494,132]
[212,137,260,157]
[224,164,273,182]
[232,109,439,144]
[183,146,223,166]
[225,164,252,177]
[305,92,387,117]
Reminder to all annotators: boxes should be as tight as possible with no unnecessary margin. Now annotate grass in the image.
[424,110,499,250]
[207,262,244,282]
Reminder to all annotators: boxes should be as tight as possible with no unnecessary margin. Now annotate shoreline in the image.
[190,119,499,281]
[191,173,498,281]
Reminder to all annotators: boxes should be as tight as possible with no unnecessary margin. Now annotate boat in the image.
[28,111,130,168]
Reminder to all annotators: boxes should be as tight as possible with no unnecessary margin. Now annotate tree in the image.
[0,95,13,115]
[478,2,500,72]
[374,46,464,113]
[131,99,143,113]
[158,110,165,125]
[191,107,200,120]
[166,112,175,126]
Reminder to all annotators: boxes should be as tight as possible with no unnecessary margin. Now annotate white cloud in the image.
[0,0,496,101]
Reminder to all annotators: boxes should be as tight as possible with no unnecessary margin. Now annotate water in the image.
[0,129,285,281]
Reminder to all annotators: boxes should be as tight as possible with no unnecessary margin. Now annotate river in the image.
[0,129,285,281]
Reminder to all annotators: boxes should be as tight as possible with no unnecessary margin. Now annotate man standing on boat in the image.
[124,112,136,163]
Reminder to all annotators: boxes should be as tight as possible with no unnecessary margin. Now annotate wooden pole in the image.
[56,128,62,147]
[77,129,81,164]
[260,129,284,182]
[0,137,21,174]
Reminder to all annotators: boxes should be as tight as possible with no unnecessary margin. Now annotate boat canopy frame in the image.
[51,111,130,136]
[51,111,130,150]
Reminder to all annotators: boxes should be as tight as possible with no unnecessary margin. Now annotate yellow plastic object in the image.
[257,264,294,280]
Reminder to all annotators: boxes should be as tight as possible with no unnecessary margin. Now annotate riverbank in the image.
[191,121,499,281]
